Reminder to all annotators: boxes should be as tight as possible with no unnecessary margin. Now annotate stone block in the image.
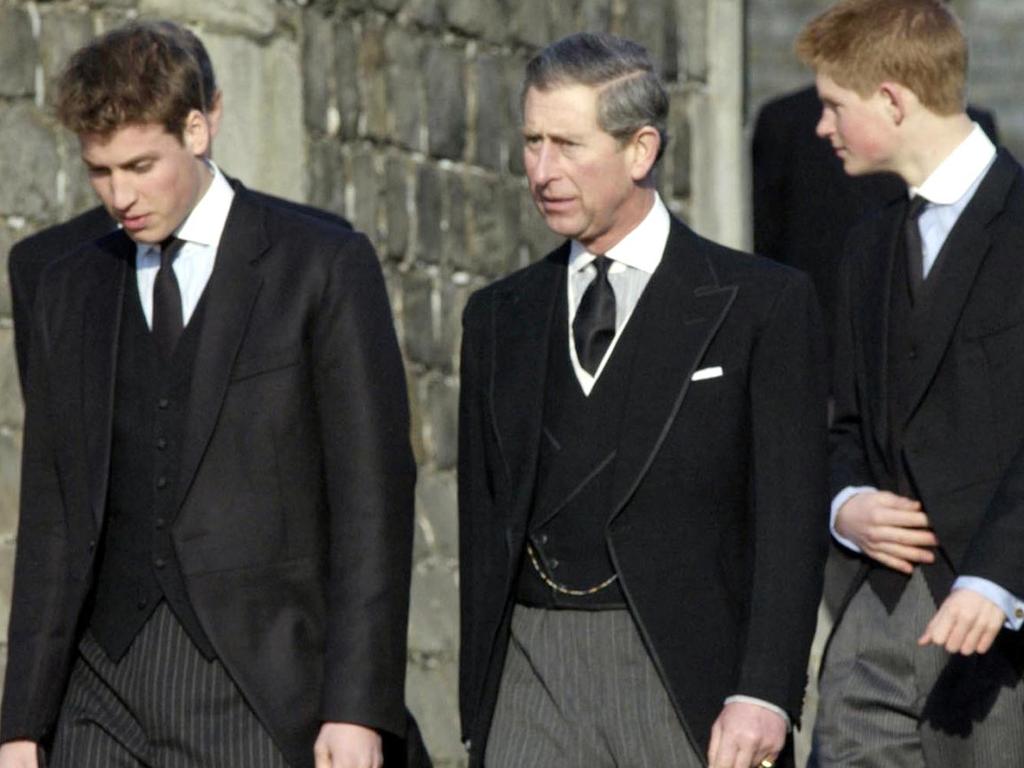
[407,560,458,657]
[0,8,38,98]
[204,33,306,202]
[0,226,13,320]
[579,0,613,31]
[519,185,560,263]
[384,25,425,151]
[0,104,60,221]
[138,0,277,37]
[669,92,691,200]
[401,271,441,367]
[37,10,93,107]
[405,362,427,465]
[678,0,708,81]
[403,0,444,30]
[444,171,466,261]
[415,163,444,264]
[472,54,505,172]
[370,0,405,13]
[461,175,520,278]
[413,471,457,563]
[0,329,19,429]
[447,0,504,41]
[426,377,458,470]
[357,20,389,140]
[405,660,464,767]
[59,131,101,219]
[385,156,411,259]
[349,147,382,240]
[548,0,583,41]
[334,21,361,141]
[307,139,348,220]
[302,11,336,134]
[0,430,21,542]
[503,54,528,176]
[508,0,549,49]
[425,43,466,160]
[619,0,676,78]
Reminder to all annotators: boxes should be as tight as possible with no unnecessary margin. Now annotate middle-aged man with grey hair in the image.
[458,31,829,768]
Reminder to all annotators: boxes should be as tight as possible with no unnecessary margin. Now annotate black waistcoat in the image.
[516,279,648,609]
[871,223,955,608]
[88,275,215,661]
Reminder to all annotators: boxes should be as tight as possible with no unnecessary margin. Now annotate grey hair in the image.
[521,32,669,163]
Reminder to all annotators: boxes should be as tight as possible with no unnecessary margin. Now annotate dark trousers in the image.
[50,603,289,768]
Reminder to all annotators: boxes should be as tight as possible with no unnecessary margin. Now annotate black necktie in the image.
[152,237,185,359]
[573,255,616,375]
[905,195,929,301]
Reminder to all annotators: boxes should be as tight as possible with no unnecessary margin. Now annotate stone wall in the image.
[0,1,732,765]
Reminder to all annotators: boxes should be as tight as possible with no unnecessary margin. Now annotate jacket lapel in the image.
[172,192,267,516]
[862,205,903,457]
[608,219,736,522]
[490,249,565,548]
[81,232,132,529]
[902,152,1018,422]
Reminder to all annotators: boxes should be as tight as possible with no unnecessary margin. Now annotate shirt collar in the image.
[912,123,996,206]
[568,193,670,275]
[170,160,235,249]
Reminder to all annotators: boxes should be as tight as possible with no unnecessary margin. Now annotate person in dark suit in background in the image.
[6,20,351,392]
[751,85,997,352]
[458,32,828,768]
[0,22,420,768]
[796,1,1024,765]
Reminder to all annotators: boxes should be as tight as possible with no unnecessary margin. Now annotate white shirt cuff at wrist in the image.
[723,695,791,731]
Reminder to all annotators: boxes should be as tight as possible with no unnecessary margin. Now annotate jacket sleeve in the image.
[735,271,830,723]
[312,234,416,737]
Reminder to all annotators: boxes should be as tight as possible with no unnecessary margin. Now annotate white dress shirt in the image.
[135,161,234,328]
[831,125,1024,629]
[567,193,669,395]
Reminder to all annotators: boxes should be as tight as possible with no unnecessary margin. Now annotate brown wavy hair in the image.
[795,0,967,115]
[56,21,208,139]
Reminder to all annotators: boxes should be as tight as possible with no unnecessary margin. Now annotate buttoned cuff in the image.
[953,576,1024,630]
[830,486,876,553]
[723,695,791,731]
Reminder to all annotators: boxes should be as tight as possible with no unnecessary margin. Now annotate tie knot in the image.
[159,236,184,268]
[907,195,929,220]
[592,255,610,276]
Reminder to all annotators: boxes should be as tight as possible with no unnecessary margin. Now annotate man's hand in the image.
[313,722,382,768]
[835,491,938,572]
[707,701,786,768]
[0,741,39,768]
[919,588,1006,655]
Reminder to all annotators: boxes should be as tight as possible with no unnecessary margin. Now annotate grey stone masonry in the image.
[0,1,724,766]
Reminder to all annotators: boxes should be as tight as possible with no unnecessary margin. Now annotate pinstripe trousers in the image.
[49,602,289,768]
[485,606,703,768]
[812,569,1024,768]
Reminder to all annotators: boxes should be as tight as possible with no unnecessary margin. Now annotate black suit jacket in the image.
[7,187,351,391]
[830,150,1024,606]
[0,190,420,768]
[752,85,999,350]
[458,216,829,767]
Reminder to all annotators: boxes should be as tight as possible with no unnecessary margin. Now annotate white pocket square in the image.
[691,366,723,381]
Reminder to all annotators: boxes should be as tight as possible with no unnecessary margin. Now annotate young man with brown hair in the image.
[0,23,418,768]
[796,1,1024,764]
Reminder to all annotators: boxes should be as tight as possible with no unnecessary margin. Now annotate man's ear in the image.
[181,108,211,157]
[878,81,911,127]
[628,125,661,182]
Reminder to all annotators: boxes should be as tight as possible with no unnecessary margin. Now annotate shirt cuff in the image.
[830,486,876,553]
[723,695,791,731]
[953,576,1024,630]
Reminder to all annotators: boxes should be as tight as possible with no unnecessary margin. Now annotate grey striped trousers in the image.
[485,605,703,768]
[49,602,289,768]
[812,569,1024,768]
